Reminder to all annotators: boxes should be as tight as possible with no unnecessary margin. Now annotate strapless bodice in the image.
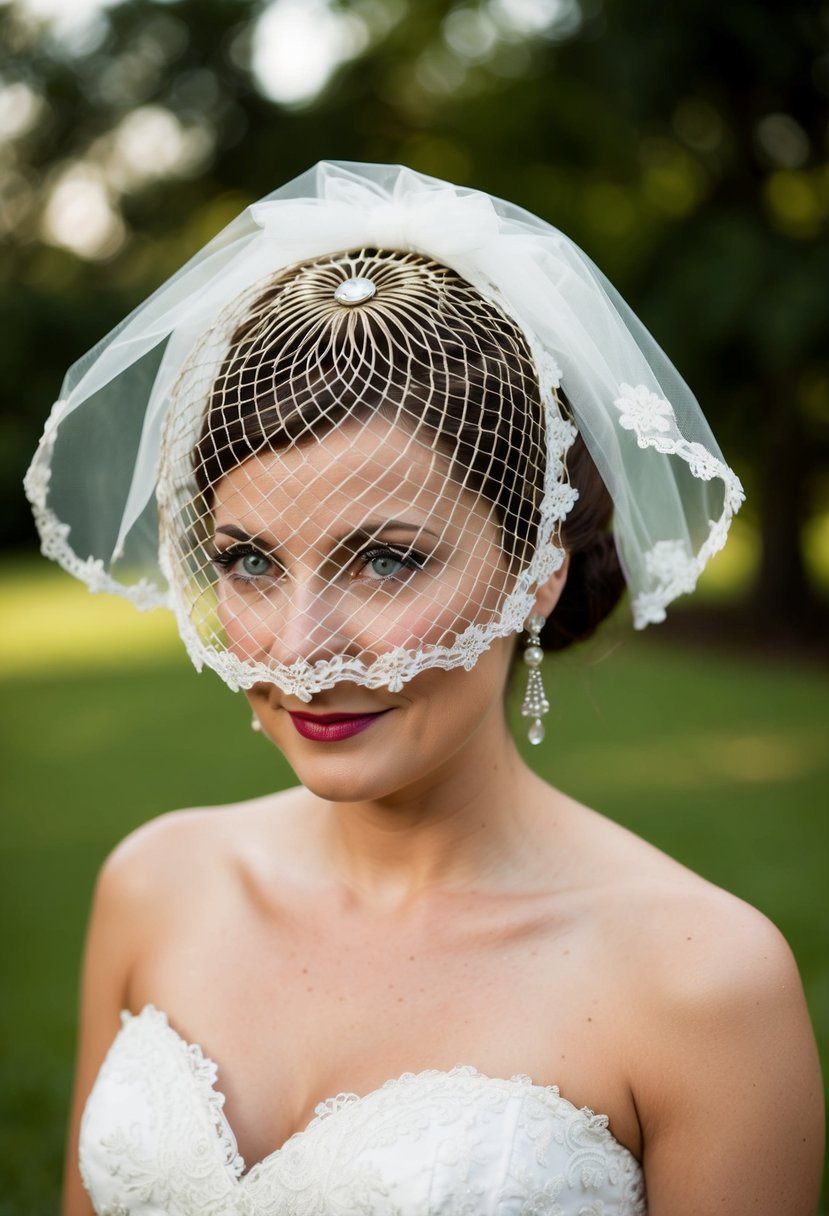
[80,1005,646,1214]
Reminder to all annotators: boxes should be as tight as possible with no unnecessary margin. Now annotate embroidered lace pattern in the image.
[80,1005,646,1215]
[611,383,744,627]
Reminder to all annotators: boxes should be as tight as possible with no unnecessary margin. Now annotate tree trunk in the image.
[753,378,818,637]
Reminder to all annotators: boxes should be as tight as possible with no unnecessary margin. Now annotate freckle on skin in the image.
[301,967,309,974]
[306,986,313,992]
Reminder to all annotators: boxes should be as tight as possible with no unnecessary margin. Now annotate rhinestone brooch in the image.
[334,276,377,305]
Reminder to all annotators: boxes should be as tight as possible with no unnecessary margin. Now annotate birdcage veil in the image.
[154,246,574,696]
[25,161,744,699]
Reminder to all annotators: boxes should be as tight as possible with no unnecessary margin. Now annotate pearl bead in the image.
[526,612,545,635]
[528,719,545,745]
[334,276,377,305]
[523,644,544,667]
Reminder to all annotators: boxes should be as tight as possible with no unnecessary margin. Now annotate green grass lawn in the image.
[1,564,827,1210]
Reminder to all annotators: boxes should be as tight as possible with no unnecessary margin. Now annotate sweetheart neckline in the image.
[118,1003,641,1184]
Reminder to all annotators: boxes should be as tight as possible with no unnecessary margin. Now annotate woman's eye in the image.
[357,547,424,583]
[239,552,272,577]
[211,545,274,580]
[366,553,405,580]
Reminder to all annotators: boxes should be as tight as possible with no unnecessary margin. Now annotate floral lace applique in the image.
[613,385,673,436]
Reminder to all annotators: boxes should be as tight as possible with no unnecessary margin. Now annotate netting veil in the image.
[25,161,744,699]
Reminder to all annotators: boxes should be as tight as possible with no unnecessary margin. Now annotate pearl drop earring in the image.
[520,612,549,745]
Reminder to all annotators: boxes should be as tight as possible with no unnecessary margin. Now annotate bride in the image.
[27,163,823,1215]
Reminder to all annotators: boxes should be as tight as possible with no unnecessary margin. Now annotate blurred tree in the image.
[1,0,827,633]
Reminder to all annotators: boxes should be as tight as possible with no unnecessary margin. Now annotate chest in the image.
[127,893,639,1168]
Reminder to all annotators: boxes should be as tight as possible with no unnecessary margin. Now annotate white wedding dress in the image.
[80,1005,646,1215]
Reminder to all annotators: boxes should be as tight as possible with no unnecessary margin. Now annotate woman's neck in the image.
[316,717,558,910]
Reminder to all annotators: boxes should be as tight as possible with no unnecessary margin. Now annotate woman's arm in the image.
[637,900,824,1215]
[60,835,153,1216]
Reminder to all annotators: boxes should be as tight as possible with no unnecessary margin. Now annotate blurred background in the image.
[0,0,827,1209]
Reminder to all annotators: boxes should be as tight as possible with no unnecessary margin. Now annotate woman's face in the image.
[208,413,528,801]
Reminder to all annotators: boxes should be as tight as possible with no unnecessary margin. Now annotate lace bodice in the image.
[80,1005,646,1215]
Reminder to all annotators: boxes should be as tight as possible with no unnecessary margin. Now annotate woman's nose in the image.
[264,578,353,667]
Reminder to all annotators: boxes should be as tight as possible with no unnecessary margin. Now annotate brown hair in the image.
[194,249,624,651]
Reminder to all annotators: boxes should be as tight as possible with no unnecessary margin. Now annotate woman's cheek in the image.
[365,592,467,651]
[217,587,271,661]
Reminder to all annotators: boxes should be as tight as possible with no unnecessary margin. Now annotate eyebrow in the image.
[213,520,441,549]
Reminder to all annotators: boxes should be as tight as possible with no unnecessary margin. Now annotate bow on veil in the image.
[250,173,504,264]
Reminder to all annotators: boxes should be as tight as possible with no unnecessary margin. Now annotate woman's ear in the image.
[533,551,570,619]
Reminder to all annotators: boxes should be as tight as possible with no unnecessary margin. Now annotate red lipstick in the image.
[287,710,390,742]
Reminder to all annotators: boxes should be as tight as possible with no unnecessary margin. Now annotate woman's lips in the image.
[287,710,391,742]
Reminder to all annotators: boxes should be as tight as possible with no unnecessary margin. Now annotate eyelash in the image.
[209,543,428,584]
[209,543,271,581]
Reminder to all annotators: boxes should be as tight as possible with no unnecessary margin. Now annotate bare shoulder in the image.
[627,856,797,1009]
[573,804,810,1031]
[628,874,811,1078]
[96,785,310,912]
[566,796,796,981]
[578,820,824,1212]
[636,893,824,1214]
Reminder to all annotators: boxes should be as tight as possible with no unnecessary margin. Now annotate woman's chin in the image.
[287,759,413,805]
